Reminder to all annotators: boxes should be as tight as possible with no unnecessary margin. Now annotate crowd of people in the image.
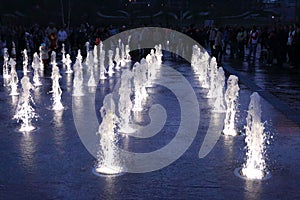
[0,23,120,60]
[1,22,300,69]
[190,23,300,68]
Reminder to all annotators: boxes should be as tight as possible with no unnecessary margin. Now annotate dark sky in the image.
[0,0,254,14]
[1,1,294,25]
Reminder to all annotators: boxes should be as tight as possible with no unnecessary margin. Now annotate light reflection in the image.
[53,110,64,128]
[62,63,66,70]
[99,79,106,87]
[73,96,83,107]
[99,85,106,97]
[223,135,234,164]
[66,73,73,89]
[199,112,225,158]
[33,86,42,104]
[104,176,117,199]
[88,86,97,93]
[94,64,99,81]
[109,78,115,90]
[244,180,262,200]
[53,110,65,153]
[10,95,19,107]
[19,133,36,173]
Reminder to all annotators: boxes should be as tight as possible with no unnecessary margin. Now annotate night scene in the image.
[0,0,300,199]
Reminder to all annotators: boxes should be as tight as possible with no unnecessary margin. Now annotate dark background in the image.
[0,0,299,27]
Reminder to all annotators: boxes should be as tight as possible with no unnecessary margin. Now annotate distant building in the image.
[261,0,297,22]
[165,0,189,9]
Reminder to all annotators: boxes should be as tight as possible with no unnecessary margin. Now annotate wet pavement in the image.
[0,50,300,199]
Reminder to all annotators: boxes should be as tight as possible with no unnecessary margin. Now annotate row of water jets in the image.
[3,48,64,132]
[2,37,270,180]
[95,46,163,175]
[191,45,271,180]
[2,37,162,175]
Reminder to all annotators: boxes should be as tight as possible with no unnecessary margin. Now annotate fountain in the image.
[85,42,90,66]
[50,63,64,110]
[99,49,107,80]
[76,50,83,69]
[13,76,38,132]
[151,49,157,65]
[127,35,131,45]
[32,53,42,86]
[88,61,97,87]
[93,45,98,65]
[11,41,16,59]
[3,48,10,79]
[207,57,218,98]
[149,49,159,85]
[8,58,19,96]
[118,38,122,49]
[61,43,66,64]
[94,93,124,176]
[120,42,126,67]
[51,51,57,65]
[99,42,104,57]
[107,50,115,77]
[140,58,149,98]
[191,45,199,71]
[222,75,240,136]
[154,44,163,64]
[212,67,226,113]
[118,69,135,133]
[38,46,44,73]
[132,62,144,112]
[146,53,154,87]
[114,47,121,70]
[200,52,210,89]
[72,61,84,97]
[65,54,73,74]
[124,44,131,63]
[22,49,29,74]
[88,48,94,66]
[234,92,271,180]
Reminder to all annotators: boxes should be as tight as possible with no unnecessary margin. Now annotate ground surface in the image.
[0,51,300,200]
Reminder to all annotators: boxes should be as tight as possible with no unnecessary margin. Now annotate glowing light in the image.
[13,76,38,132]
[9,58,19,96]
[118,70,135,133]
[207,57,218,98]
[95,166,123,175]
[95,94,124,175]
[223,75,239,136]
[239,92,270,180]
[212,67,226,113]
[51,64,64,111]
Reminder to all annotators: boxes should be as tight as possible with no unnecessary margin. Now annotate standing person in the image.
[247,25,259,61]
[208,26,217,56]
[276,24,288,67]
[223,26,229,55]
[236,26,247,59]
[45,23,58,52]
[57,26,68,52]
[293,24,300,69]
[228,26,238,59]
[40,43,49,69]
[214,27,224,66]
[287,25,295,65]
